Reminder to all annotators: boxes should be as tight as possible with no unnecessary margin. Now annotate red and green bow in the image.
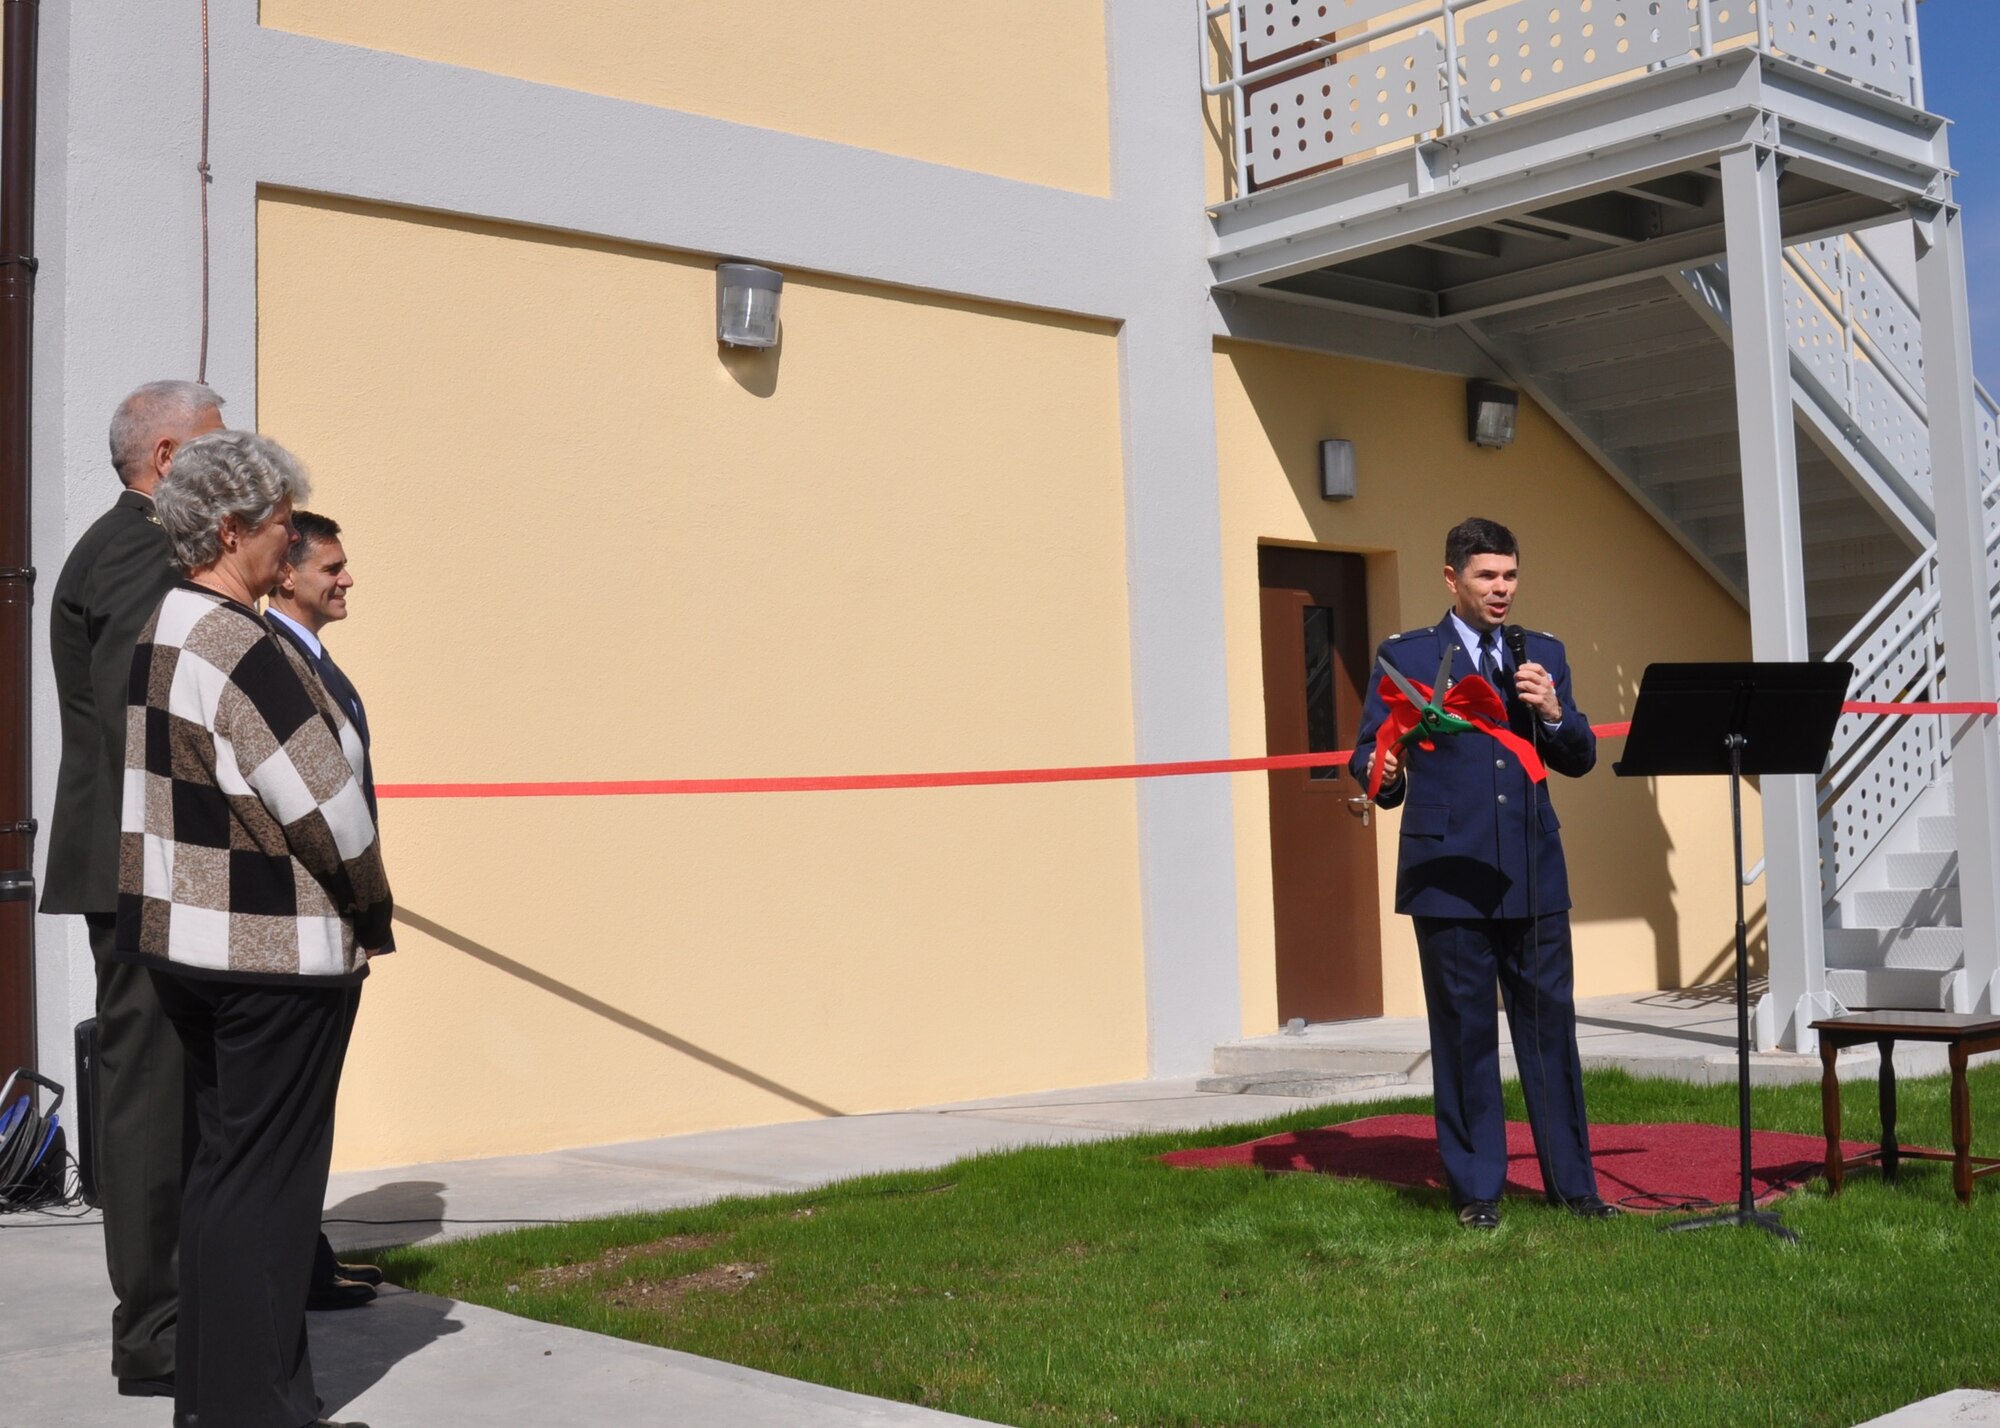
[1368,650,1546,799]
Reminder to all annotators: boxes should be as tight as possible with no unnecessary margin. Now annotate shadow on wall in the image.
[1566,653,1682,989]
[719,327,782,397]
[391,906,844,1118]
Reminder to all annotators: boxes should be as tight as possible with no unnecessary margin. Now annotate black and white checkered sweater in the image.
[115,582,393,982]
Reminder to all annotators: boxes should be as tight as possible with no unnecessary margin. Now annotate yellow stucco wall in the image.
[1214,342,1763,1032]
[257,193,1144,1169]
[261,0,1112,196]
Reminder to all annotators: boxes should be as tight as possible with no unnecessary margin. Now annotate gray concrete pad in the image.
[1214,984,2000,1088]
[0,1075,1373,1427]
[1857,1390,2000,1426]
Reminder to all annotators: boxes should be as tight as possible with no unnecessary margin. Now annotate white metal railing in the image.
[1816,384,2000,903]
[1205,0,1923,198]
[1783,233,1932,512]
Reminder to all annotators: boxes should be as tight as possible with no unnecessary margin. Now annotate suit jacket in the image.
[41,490,179,914]
[1349,612,1595,919]
[264,612,375,818]
[265,611,395,955]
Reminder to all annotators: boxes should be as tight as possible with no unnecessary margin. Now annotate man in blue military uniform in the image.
[1350,517,1615,1229]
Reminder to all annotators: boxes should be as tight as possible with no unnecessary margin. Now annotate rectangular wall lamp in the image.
[1320,439,1356,501]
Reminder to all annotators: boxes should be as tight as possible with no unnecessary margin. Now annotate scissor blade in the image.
[1433,646,1455,697]
[1378,656,1427,710]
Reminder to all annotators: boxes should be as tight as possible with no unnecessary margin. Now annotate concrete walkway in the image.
[6,991,1995,1427]
[2,1076,1403,1428]
[1209,983,1994,1093]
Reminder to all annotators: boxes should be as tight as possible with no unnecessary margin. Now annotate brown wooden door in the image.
[1258,546,1381,1023]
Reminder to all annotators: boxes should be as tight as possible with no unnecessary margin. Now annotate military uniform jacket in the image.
[1348,613,1595,919]
[42,490,180,914]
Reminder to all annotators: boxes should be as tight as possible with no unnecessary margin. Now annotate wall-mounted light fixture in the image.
[1465,379,1519,448]
[716,263,784,348]
[1319,439,1356,501]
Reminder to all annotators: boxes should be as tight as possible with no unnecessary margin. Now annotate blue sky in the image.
[1918,0,2000,388]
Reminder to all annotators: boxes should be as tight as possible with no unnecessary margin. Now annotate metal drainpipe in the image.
[0,0,41,1076]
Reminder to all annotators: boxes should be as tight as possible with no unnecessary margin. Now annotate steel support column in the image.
[1912,200,2000,1012]
[1720,143,1828,1053]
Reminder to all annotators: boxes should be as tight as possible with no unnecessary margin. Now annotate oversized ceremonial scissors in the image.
[1379,646,1479,749]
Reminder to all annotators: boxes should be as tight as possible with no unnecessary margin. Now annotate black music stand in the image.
[1614,660,1851,1240]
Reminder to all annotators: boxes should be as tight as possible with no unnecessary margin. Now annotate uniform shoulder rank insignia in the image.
[145,512,162,526]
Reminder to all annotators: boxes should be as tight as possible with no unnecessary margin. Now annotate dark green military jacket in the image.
[42,490,178,914]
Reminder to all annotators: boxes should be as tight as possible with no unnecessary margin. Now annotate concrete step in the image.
[1848,885,1961,928]
[1213,1029,1826,1088]
[1196,1070,1410,1098]
[1822,925,1965,972]
[1212,1041,1433,1080]
[1826,966,1958,1010]
[1886,849,1957,888]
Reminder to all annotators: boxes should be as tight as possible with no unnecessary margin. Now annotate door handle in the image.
[1342,795,1371,827]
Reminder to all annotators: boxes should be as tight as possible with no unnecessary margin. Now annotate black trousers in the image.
[87,914,191,1381]
[1412,914,1597,1206]
[151,971,356,1428]
[312,985,363,1290]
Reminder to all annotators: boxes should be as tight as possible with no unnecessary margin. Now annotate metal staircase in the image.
[1201,0,2000,1014]
[1472,227,2000,1011]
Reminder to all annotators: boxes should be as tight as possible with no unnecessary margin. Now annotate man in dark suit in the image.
[1350,517,1614,1230]
[44,380,224,1397]
[263,509,390,1310]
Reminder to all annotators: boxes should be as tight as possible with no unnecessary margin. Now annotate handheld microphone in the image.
[1504,625,1529,707]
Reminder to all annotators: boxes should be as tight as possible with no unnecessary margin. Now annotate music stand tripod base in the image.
[1660,1205,1799,1240]
[1612,661,1851,1244]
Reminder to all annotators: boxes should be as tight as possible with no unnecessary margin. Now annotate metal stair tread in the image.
[1822,926,1965,971]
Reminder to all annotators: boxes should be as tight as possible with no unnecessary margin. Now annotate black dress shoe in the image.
[1456,1200,1501,1230]
[337,1259,385,1286]
[310,1420,371,1427]
[306,1275,378,1311]
[117,1374,174,1398]
[171,1413,198,1428]
[1560,1194,1620,1219]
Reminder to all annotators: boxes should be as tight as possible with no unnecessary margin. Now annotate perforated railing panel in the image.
[1707,0,1763,41]
[1824,574,1942,897]
[1848,254,1925,400]
[1855,359,1931,502]
[1797,236,1843,294]
[1248,31,1447,184]
[1458,0,1696,116]
[1786,273,1848,396]
[1238,0,1421,67]
[1761,0,1910,96]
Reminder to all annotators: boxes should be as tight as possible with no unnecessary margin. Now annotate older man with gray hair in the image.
[43,379,224,1400]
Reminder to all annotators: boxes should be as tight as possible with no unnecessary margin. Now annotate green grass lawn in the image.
[378,1069,2000,1427]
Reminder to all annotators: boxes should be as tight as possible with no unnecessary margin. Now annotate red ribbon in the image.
[1366,672,1546,799]
[375,698,1996,800]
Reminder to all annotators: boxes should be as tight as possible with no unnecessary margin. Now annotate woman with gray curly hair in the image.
[117,429,386,1428]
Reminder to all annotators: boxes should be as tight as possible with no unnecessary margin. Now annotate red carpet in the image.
[1161,1114,1881,1210]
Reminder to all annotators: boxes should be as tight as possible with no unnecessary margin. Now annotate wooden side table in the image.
[1812,1011,2000,1206]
